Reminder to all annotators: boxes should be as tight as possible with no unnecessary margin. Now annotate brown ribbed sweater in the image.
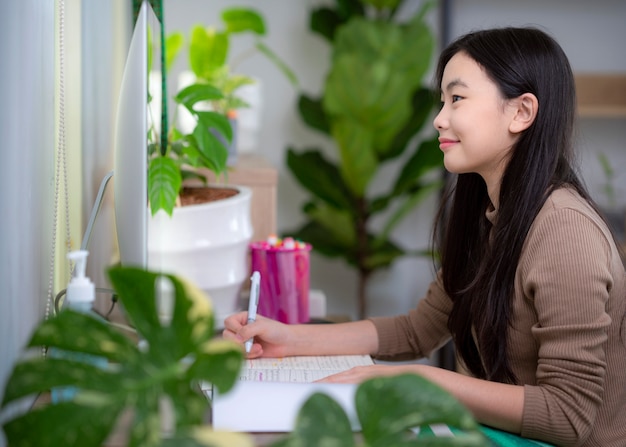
[370,188,626,447]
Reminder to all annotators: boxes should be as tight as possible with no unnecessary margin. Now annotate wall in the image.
[0,1,56,443]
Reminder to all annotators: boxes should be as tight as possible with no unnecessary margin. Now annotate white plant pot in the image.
[147,185,253,326]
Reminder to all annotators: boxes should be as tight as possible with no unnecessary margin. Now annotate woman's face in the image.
[433,52,520,188]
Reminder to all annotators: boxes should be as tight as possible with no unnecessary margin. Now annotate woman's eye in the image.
[452,95,462,103]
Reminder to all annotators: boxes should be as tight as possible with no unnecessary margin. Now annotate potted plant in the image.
[0,266,250,447]
[147,7,296,324]
[596,151,626,242]
[284,0,444,318]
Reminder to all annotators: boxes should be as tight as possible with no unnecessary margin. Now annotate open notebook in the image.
[205,355,373,432]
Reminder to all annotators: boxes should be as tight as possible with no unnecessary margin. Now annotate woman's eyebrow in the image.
[444,78,468,92]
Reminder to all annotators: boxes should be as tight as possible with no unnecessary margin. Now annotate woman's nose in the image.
[433,106,447,130]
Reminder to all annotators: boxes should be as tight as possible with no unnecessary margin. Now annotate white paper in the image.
[211,380,360,432]
[209,355,374,432]
[240,355,374,382]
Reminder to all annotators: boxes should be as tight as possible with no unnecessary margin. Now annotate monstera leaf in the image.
[1,267,248,447]
[271,374,487,447]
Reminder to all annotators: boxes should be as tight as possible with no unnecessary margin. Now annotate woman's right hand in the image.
[222,312,293,358]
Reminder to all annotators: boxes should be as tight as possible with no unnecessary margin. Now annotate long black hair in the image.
[433,27,592,383]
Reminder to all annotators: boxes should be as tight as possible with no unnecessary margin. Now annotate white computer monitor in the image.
[113,0,164,267]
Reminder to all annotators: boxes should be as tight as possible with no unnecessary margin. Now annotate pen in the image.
[245,271,261,353]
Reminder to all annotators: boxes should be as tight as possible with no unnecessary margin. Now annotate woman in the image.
[224,27,626,446]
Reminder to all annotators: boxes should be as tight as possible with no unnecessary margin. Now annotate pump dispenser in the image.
[65,250,95,312]
[51,250,103,403]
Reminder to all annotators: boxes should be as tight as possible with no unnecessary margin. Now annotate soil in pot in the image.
[179,186,238,206]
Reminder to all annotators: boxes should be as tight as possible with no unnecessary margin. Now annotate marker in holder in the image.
[249,236,311,324]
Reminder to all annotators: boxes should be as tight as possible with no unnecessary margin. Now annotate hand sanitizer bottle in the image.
[51,250,106,402]
[64,250,95,312]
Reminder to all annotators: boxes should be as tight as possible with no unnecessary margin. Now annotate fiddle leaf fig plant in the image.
[0,267,249,447]
[271,374,488,446]
[285,0,444,318]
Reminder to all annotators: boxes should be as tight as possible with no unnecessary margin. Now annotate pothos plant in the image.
[149,7,296,216]
[0,267,250,447]
[285,0,444,318]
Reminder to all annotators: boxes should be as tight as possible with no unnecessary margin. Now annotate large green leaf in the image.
[189,26,228,79]
[303,201,357,246]
[286,148,354,209]
[392,136,443,196]
[3,400,124,447]
[332,117,377,196]
[384,87,438,161]
[174,83,223,112]
[275,393,356,447]
[1,267,246,447]
[298,94,330,135]
[358,375,485,446]
[221,8,265,35]
[165,32,184,72]
[283,220,355,261]
[362,237,405,271]
[310,7,344,42]
[270,375,487,447]
[191,121,229,174]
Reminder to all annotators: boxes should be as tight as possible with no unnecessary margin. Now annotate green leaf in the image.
[189,26,228,79]
[1,266,246,447]
[283,221,354,261]
[27,310,136,361]
[2,357,116,406]
[384,87,438,161]
[357,375,483,444]
[304,202,357,246]
[363,0,402,9]
[363,238,405,271]
[331,117,377,196]
[392,136,443,196]
[196,111,232,142]
[3,400,124,447]
[165,32,185,73]
[221,8,266,35]
[298,94,330,135]
[191,120,229,174]
[375,180,443,247]
[174,83,223,112]
[188,340,244,394]
[279,393,355,447]
[286,148,354,209]
[149,156,182,216]
[310,8,343,42]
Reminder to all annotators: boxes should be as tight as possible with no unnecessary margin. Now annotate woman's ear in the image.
[509,93,538,134]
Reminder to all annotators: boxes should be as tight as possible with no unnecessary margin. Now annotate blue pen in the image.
[245,271,261,353]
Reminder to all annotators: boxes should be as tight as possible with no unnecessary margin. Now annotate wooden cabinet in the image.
[575,74,626,117]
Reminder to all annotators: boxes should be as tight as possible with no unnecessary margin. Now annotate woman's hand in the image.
[318,364,424,384]
[222,312,293,358]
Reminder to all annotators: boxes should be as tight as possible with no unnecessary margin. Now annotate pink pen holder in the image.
[249,238,312,324]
